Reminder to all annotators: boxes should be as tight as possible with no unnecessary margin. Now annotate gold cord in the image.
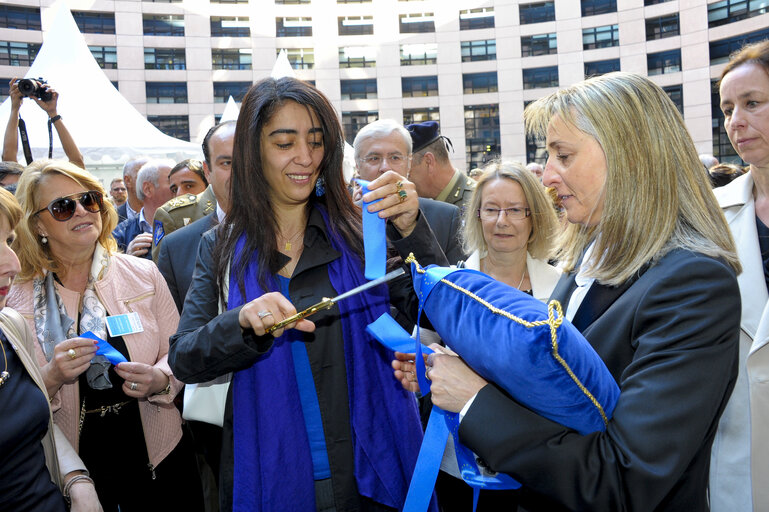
[0,335,8,387]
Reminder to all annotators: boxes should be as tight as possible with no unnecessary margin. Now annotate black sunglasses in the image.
[35,191,103,221]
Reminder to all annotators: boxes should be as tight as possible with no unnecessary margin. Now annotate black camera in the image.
[18,77,53,102]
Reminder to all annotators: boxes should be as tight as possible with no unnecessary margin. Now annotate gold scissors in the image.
[265,268,406,334]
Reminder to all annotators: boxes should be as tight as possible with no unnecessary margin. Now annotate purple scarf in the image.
[230,206,424,511]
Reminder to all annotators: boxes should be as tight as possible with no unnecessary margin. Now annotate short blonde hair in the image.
[462,160,558,261]
[14,160,118,281]
[0,187,22,230]
[524,72,739,284]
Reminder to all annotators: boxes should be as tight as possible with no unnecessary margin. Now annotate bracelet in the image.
[49,114,62,123]
[155,376,172,395]
[63,474,94,501]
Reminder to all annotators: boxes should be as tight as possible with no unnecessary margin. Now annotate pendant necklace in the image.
[0,336,9,388]
[280,228,304,252]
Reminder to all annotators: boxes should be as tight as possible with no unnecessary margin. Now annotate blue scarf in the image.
[230,206,425,511]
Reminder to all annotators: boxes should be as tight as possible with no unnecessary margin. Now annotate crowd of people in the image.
[0,38,768,512]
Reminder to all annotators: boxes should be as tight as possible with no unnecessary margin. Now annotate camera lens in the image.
[18,78,35,96]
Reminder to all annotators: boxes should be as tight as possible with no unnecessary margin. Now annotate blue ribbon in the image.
[357,179,386,280]
[80,330,128,366]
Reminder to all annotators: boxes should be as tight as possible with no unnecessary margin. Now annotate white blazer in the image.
[464,250,562,303]
[713,172,769,512]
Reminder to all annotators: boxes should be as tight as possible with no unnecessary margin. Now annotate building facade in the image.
[0,0,766,171]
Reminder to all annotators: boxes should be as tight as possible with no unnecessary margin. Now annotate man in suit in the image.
[116,156,148,223]
[406,121,476,212]
[353,119,466,264]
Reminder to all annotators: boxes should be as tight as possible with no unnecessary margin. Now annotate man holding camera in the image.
[3,77,84,169]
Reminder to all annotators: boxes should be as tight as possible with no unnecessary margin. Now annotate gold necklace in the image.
[0,336,10,388]
[279,228,304,252]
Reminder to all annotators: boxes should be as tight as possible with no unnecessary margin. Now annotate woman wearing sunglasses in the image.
[0,186,101,511]
[7,161,203,511]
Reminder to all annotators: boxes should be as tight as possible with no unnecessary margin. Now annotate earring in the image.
[41,235,47,244]
[315,176,326,197]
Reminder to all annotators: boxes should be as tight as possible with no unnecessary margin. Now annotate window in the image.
[662,84,683,115]
[584,58,620,77]
[519,2,555,24]
[284,48,314,69]
[338,16,373,36]
[461,39,496,62]
[647,49,681,75]
[146,82,187,103]
[463,72,498,94]
[143,15,184,36]
[89,46,117,69]
[403,107,439,125]
[342,111,378,144]
[583,24,619,50]
[711,79,741,163]
[402,76,438,97]
[709,27,769,65]
[465,104,500,170]
[73,11,115,34]
[646,14,679,40]
[400,43,437,65]
[0,41,40,66]
[339,46,376,68]
[213,81,251,103]
[522,66,559,89]
[111,81,119,91]
[341,79,377,100]
[399,13,435,33]
[708,0,769,28]
[276,17,312,37]
[581,0,617,16]
[0,6,40,30]
[145,48,186,70]
[459,7,495,30]
[211,16,250,37]
[0,79,11,101]
[521,33,556,57]
[645,0,672,4]
[148,115,189,141]
[212,49,252,70]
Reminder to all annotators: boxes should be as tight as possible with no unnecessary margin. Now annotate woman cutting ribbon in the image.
[168,77,448,512]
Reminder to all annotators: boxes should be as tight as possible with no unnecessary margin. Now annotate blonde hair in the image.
[524,72,740,284]
[14,160,118,281]
[0,187,22,230]
[462,160,558,261]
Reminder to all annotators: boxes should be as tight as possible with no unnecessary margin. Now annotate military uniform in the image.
[152,186,217,261]
[435,169,476,212]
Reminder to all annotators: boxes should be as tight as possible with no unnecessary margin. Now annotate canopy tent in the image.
[0,1,200,166]
[220,96,240,123]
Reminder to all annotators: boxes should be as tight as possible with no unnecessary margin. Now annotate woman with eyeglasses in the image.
[460,161,560,300]
[7,160,203,511]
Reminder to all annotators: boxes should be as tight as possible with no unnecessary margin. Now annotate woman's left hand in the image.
[425,344,488,413]
[114,362,170,398]
[362,171,420,237]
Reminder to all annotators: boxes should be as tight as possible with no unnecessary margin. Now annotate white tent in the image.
[220,96,240,123]
[0,1,200,166]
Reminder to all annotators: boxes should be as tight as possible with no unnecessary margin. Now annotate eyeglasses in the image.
[35,191,103,221]
[360,154,409,169]
[478,207,531,221]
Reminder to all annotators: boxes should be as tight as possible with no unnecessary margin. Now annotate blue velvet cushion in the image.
[413,263,620,435]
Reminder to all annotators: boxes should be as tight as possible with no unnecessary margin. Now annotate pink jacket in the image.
[7,252,184,469]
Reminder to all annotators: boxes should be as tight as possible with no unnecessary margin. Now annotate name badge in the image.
[105,312,144,337]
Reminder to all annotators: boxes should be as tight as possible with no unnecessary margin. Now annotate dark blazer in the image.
[116,202,128,223]
[418,197,466,264]
[112,215,151,260]
[459,249,740,511]
[156,212,218,312]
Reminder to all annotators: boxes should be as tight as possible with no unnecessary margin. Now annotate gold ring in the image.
[67,348,77,360]
[398,189,408,203]
[396,180,403,191]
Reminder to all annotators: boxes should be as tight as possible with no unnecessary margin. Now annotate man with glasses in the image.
[406,121,476,212]
[109,178,127,207]
[353,119,465,265]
